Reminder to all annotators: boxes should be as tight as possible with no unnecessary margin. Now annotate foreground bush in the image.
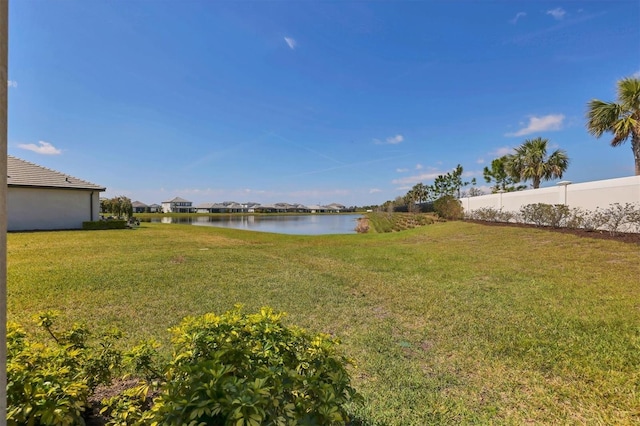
[8,307,359,426]
[7,312,122,425]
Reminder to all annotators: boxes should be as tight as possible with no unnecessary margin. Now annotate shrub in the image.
[433,195,463,220]
[7,312,123,426]
[354,217,370,233]
[83,220,127,230]
[466,207,518,223]
[8,308,360,426]
[627,206,640,233]
[598,203,638,235]
[519,203,570,228]
[142,306,359,425]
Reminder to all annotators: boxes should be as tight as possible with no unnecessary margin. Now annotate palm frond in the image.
[618,77,640,110]
[544,149,570,180]
[586,100,621,137]
[609,116,636,146]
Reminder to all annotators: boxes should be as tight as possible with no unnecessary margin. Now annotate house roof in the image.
[163,197,191,203]
[132,201,148,208]
[195,203,215,209]
[7,156,105,191]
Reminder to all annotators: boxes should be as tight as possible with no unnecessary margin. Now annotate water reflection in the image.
[145,214,361,235]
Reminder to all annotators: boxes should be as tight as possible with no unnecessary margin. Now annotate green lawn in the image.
[7,221,640,424]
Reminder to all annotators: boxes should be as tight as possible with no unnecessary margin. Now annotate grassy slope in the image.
[8,222,640,424]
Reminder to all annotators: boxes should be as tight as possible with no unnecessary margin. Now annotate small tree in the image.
[108,196,133,219]
[483,156,526,193]
[429,164,469,200]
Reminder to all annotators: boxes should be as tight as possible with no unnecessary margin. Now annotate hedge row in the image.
[466,202,640,235]
[82,220,127,230]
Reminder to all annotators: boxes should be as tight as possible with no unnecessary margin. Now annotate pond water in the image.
[146,214,362,235]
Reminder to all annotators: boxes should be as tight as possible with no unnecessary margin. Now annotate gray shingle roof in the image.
[163,197,191,203]
[7,156,105,191]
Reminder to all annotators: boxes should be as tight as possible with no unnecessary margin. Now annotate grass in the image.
[7,221,640,424]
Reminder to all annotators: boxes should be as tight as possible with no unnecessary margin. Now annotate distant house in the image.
[195,202,216,213]
[326,203,346,212]
[132,201,149,213]
[7,156,105,231]
[307,205,326,213]
[148,203,161,213]
[161,197,194,213]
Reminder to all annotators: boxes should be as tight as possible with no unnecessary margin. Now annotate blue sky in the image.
[8,1,640,207]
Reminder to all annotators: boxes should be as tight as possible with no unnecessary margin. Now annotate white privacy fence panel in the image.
[461,176,640,213]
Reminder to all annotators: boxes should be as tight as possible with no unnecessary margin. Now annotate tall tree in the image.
[586,76,640,175]
[429,164,469,199]
[483,155,526,193]
[108,196,133,219]
[507,138,569,189]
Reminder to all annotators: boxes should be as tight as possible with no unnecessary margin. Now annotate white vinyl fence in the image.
[461,175,640,213]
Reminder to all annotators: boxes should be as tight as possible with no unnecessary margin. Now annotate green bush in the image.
[140,306,360,425]
[82,220,127,230]
[433,195,463,220]
[7,312,123,426]
[7,308,360,425]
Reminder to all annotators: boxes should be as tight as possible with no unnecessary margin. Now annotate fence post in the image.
[556,181,572,206]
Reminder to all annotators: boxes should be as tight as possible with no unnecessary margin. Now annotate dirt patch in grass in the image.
[85,378,160,426]
[466,220,640,245]
[85,378,140,425]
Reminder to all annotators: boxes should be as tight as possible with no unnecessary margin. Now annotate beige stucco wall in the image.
[8,187,102,231]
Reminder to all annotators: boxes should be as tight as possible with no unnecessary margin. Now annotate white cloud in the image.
[18,140,61,155]
[284,37,297,50]
[546,7,566,20]
[369,188,382,194]
[7,80,17,88]
[373,134,404,145]
[396,168,409,173]
[415,163,423,170]
[374,134,404,145]
[509,12,526,24]
[387,134,404,144]
[505,114,565,137]
[633,70,640,78]
[476,158,485,164]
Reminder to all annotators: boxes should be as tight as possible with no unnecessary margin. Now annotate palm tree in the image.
[507,137,569,189]
[586,76,640,175]
[411,182,429,204]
